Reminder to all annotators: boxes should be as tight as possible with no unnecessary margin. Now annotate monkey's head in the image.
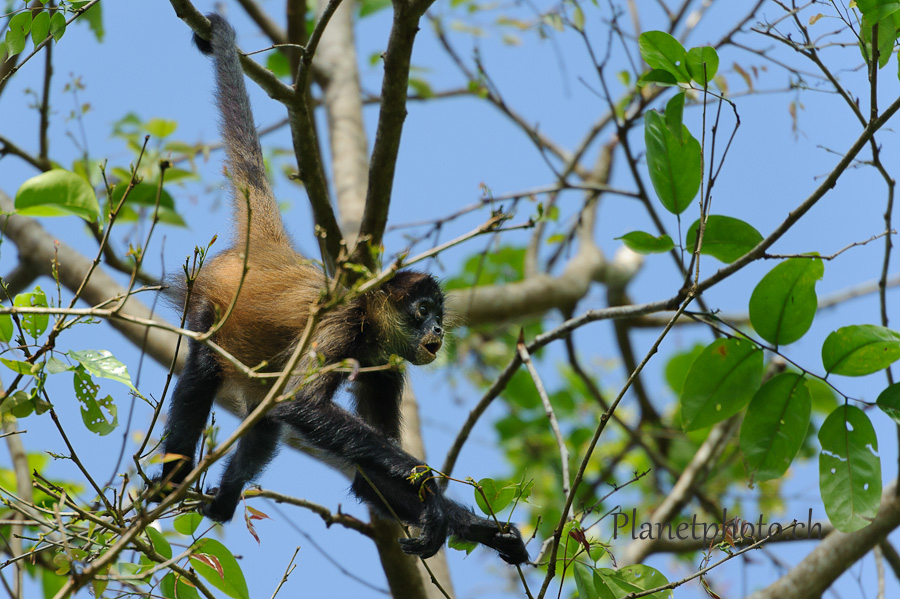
[382,271,445,365]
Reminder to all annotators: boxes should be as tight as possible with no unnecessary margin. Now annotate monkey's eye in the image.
[417,305,428,319]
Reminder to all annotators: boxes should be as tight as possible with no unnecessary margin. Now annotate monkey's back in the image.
[191,243,325,378]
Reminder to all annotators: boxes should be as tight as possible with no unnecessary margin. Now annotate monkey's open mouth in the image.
[423,341,442,356]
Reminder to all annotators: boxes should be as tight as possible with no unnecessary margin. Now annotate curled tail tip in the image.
[193,13,235,56]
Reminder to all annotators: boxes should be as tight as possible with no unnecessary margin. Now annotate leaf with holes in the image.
[749,257,823,346]
[818,405,881,532]
[74,367,117,436]
[68,350,136,391]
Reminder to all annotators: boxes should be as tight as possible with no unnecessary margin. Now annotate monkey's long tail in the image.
[194,14,290,247]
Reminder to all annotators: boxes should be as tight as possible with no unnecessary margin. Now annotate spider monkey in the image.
[154,14,528,565]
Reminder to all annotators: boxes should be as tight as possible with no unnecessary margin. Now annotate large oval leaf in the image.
[685,215,763,263]
[818,405,881,532]
[15,169,100,222]
[644,105,701,215]
[740,373,811,483]
[822,324,900,376]
[190,539,249,599]
[686,46,719,86]
[680,338,763,431]
[749,257,823,346]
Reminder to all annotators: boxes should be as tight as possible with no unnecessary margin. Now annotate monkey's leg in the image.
[158,339,221,488]
[202,415,282,523]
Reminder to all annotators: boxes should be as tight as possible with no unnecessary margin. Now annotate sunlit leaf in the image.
[15,169,100,222]
[749,257,823,346]
[822,325,900,376]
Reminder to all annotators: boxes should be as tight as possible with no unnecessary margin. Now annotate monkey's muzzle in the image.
[415,336,443,364]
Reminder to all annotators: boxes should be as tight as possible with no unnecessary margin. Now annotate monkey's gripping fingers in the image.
[450,505,530,565]
[398,499,450,559]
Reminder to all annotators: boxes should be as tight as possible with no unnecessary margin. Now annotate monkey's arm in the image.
[272,396,528,564]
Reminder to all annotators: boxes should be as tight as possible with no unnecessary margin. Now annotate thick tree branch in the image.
[747,481,900,599]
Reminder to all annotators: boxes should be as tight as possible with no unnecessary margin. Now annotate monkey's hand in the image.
[398,494,451,559]
[199,487,239,524]
[449,504,529,565]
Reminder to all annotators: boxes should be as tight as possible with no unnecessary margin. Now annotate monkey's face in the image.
[406,296,444,365]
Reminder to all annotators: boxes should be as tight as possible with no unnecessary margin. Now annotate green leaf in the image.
[49,11,66,42]
[0,391,34,418]
[680,338,763,431]
[644,106,701,215]
[819,405,882,532]
[636,68,679,87]
[876,383,900,425]
[822,325,900,376]
[31,11,50,47]
[596,565,673,598]
[0,313,12,343]
[359,0,392,17]
[574,563,600,599]
[265,51,290,78]
[1,358,41,375]
[67,350,136,391]
[14,287,49,339]
[572,3,585,32]
[664,344,705,394]
[174,512,204,536]
[145,527,172,560]
[5,12,32,57]
[615,231,675,254]
[685,215,763,263]
[110,183,185,227]
[160,572,201,599]
[856,0,900,24]
[591,570,619,599]
[740,373,811,483]
[15,169,100,222]
[79,0,104,41]
[749,257,823,346]
[190,539,250,599]
[74,367,118,436]
[474,478,516,515]
[145,118,177,139]
[447,535,477,556]
[408,77,434,98]
[686,46,719,86]
[638,31,690,82]
[46,356,72,374]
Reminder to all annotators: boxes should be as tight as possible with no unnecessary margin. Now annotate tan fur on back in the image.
[192,240,324,382]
